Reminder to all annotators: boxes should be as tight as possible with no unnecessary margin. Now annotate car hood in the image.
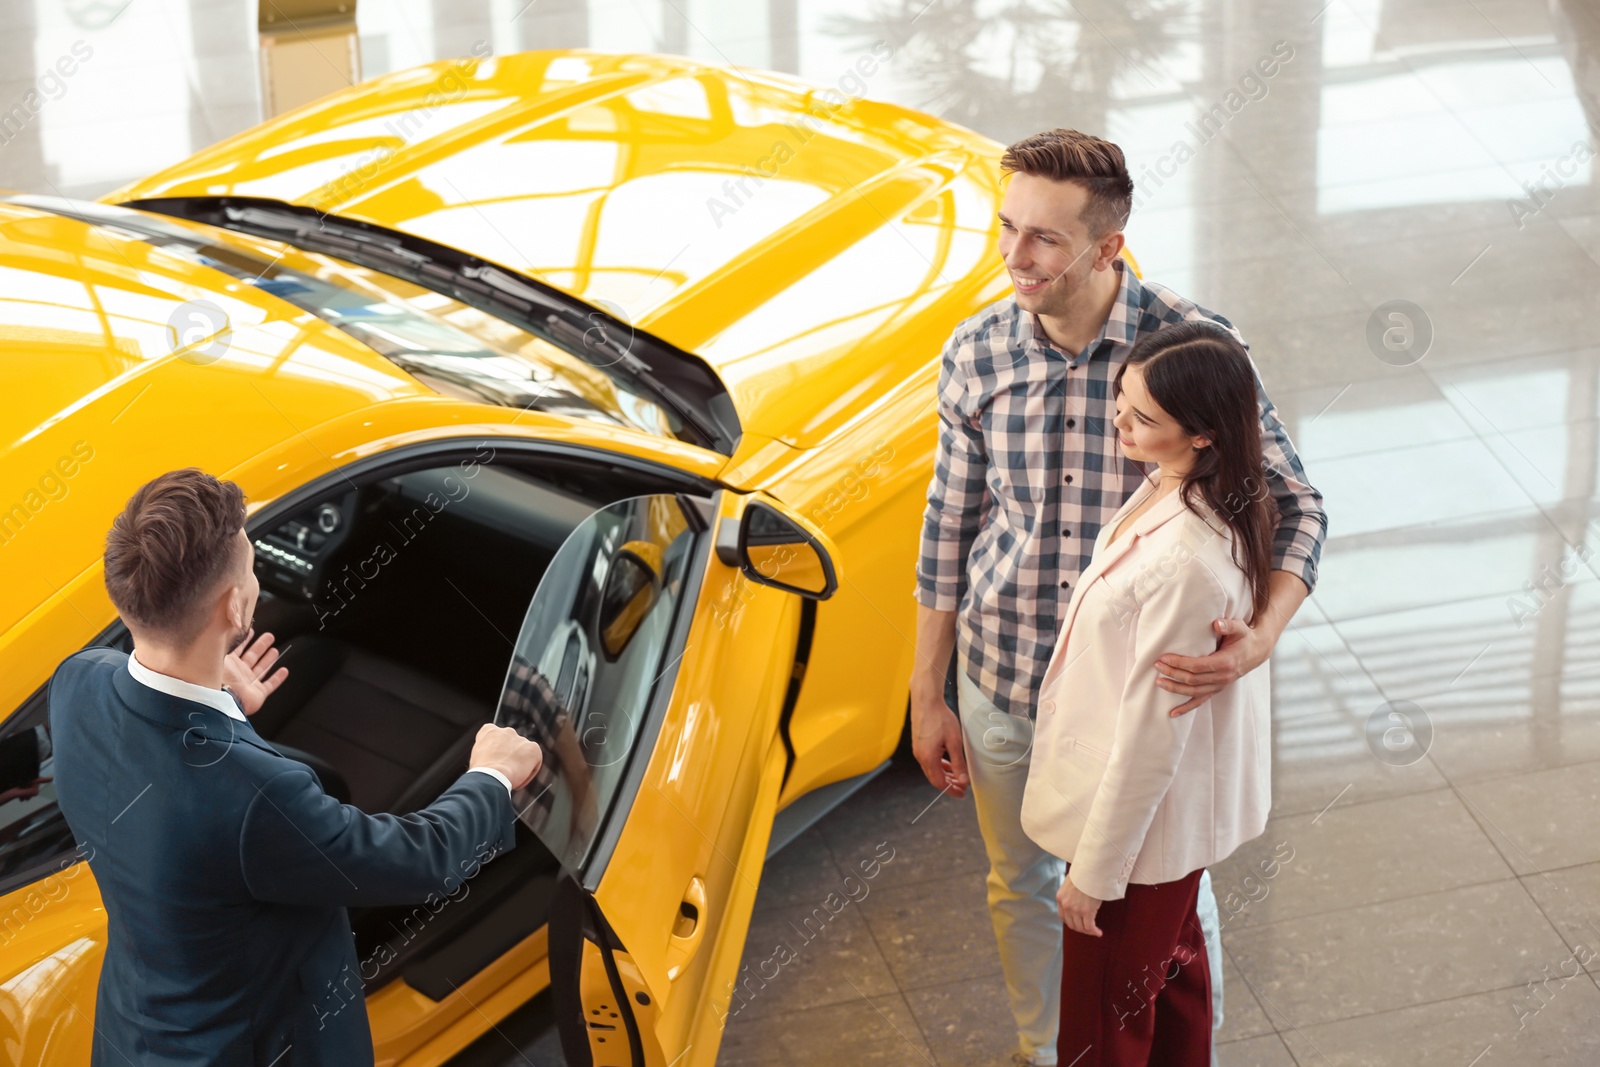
[0,200,440,640]
[107,50,1012,451]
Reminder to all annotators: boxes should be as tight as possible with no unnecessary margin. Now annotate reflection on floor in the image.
[9,0,1600,1063]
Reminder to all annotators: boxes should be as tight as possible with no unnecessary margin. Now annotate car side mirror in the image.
[598,540,663,659]
[736,501,837,600]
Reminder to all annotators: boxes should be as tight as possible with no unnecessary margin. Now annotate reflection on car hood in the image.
[20,194,739,454]
[0,200,434,642]
[107,50,1013,449]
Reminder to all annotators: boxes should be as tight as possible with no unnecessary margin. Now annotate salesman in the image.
[48,468,543,1067]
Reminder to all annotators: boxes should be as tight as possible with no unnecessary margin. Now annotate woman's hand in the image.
[1057,874,1103,936]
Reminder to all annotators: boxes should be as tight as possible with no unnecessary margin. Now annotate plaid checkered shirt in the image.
[915,257,1327,719]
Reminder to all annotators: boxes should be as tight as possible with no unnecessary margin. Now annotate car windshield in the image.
[9,196,730,450]
[238,268,674,437]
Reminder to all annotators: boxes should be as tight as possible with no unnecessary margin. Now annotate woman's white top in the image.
[1021,475,1271,901]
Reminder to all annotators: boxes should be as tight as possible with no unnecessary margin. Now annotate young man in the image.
[911,129,1326,1066]
[49,468,544,1066]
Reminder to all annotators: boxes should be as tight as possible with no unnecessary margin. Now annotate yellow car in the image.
[0,48,1127,1067]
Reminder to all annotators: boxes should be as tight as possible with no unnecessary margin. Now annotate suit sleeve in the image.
[239,766,517,908]
[1067,561,1229,902]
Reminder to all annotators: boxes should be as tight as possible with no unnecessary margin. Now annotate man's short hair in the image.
[104,469,247,640]
[1000,128,1134,237]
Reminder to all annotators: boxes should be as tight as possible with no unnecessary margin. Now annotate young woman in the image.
[1020,320,1277,1066]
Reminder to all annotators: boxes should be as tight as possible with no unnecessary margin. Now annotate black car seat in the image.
[252,635,493,815]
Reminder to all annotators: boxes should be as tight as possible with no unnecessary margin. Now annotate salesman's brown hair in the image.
[104,469,247,640]
[1000,128,1135,238]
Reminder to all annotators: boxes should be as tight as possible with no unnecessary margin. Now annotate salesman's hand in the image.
[223,628,289,716]
[910,687,969,799]
[1057,874,1104,937]
[470,724,543,790]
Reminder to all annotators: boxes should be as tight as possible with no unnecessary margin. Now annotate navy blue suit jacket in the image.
[47,647,517,1066]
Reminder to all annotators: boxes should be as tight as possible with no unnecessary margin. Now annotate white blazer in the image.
[1020,475,1271,901]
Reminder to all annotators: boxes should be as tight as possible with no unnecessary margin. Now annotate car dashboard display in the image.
[253,493,356,601]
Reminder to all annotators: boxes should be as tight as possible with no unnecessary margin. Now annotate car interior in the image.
[245,453,705,1000]
[0,448,711,1003]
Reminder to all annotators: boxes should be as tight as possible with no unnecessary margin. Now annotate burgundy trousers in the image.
[1057,864,1211,1067]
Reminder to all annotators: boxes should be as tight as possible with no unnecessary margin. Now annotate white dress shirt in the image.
[128,647,248,721]
[125,649,514,795]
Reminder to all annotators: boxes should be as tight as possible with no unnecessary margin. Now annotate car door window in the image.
[495,494,700,871]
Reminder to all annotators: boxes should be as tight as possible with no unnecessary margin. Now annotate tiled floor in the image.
[10,0,1600,1063]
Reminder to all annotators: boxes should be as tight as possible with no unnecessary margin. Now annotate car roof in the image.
[0,200,433,640]
[109,49,1013,448]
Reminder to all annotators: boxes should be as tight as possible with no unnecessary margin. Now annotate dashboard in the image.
[252,490,358,601]
[250,467,603,603]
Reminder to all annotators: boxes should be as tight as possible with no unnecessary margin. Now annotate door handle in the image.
[664,875,707,981]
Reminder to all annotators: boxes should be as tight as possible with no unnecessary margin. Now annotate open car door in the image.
[494,489,837,1066]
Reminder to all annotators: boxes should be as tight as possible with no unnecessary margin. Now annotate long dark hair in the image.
[1115,321,1276,621]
